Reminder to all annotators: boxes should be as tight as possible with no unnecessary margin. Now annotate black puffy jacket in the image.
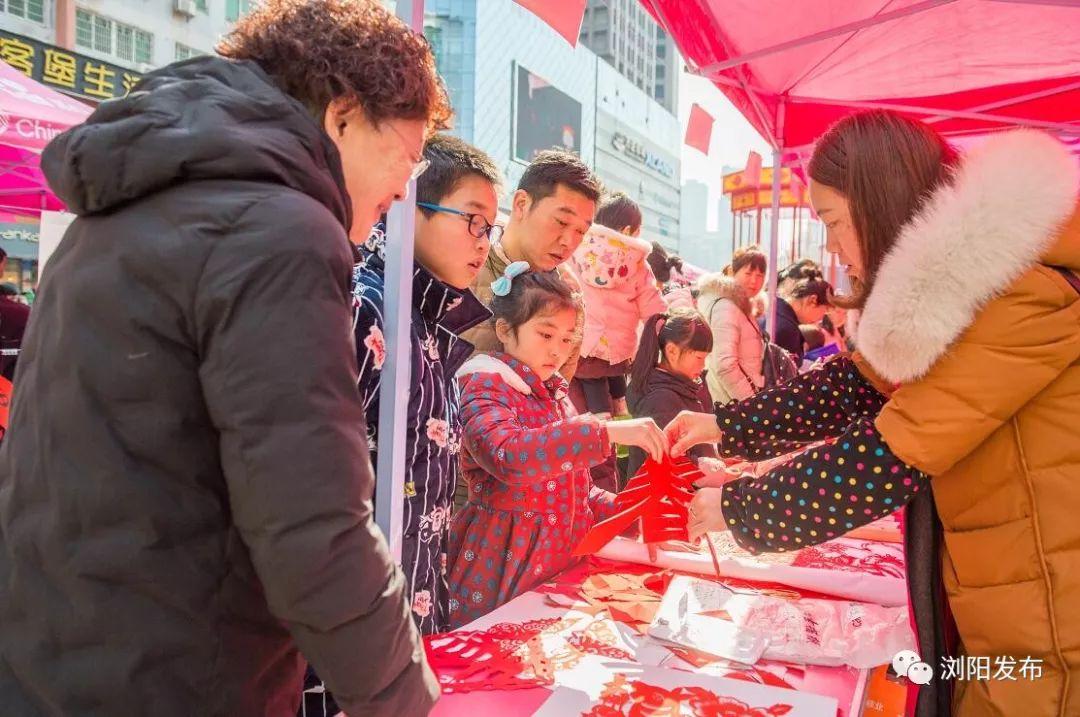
[0,57,437,717]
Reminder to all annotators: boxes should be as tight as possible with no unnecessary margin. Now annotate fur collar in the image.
[456,354,532,395]
[856,130,1079,383]
[696,274,752,317]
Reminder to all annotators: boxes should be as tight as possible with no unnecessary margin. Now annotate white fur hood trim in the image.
[856,130,1079,383]
[456,354,532,395]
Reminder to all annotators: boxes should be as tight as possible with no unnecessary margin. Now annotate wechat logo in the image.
[893,650,934,685]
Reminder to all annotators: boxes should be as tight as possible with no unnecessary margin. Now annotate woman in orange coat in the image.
[668,111,1080,717]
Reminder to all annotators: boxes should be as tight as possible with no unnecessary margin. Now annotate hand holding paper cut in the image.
[574,456,702,556]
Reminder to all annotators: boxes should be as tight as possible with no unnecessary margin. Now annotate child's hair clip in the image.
[491,261,531,297]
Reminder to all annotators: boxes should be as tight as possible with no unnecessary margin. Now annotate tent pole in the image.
[925,79,1080,125]
[731,210,736,258]
[374,0,425,563]
[787,95,1080,134]
[765,150,783,338]
[766,102,786,340]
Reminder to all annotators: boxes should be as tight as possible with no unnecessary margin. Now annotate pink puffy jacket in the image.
[568,225,667,365]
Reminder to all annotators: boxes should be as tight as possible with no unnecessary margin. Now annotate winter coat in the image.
[625,367,717,477]
[446,354,615,627]
[0,58,436,717]
[351,229,491,635]
[770,297,805,362]
[697,275,764,405]
[567,225,667,365]
[463,239,584,380]
[0,297,30,381]
[714,132,1080,717]
[858,132,1080,717]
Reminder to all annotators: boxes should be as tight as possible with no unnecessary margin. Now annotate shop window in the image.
[175,43,201,61]
[76,8,153,66]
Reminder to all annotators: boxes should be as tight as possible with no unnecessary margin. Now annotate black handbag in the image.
[759,331,798,389]
[709,298,797,392]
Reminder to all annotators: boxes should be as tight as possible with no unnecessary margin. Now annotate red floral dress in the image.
[446,354,616,628]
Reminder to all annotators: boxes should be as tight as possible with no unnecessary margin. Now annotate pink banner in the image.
[0,60,90,152]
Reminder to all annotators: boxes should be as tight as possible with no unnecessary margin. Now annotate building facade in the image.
[579,0,657,97]
[654,28,678,115]
[2,0,245,80]
[1,0,249,290]
[427,0,680,245]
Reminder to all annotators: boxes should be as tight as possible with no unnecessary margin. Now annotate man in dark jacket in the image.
[0,1,451,715]
[0,283,30,382]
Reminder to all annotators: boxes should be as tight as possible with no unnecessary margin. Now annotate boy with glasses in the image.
[353,134,501,635]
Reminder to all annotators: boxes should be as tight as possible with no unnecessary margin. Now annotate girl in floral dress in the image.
[447,267,667,628]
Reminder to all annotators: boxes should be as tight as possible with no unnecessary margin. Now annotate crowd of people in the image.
[0,1,1077,717]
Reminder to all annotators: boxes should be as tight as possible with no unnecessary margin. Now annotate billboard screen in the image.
[513,64,582,163]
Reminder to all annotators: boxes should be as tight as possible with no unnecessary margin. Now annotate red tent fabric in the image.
[642,0,1080,153]
[0,60,90,214]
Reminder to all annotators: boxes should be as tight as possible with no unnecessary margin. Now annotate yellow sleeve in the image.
[876,268,1080,476]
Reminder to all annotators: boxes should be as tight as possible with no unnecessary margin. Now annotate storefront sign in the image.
[611,131,675,179]
[0,226,38,243]
[0,30,142,102]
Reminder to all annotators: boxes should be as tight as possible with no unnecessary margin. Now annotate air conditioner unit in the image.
[173,0,197,19]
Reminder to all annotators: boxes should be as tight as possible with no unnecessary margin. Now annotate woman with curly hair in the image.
[0,2,450,716]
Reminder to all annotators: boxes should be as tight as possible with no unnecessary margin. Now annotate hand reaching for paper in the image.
[605,417,669,463]
[688,486,733,543]
[664,410,723,457]
[693,457,744,488]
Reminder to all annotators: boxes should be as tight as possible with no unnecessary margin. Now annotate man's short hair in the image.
[218,0,451,130]
[417,134,502,211]
[517,149,602,205]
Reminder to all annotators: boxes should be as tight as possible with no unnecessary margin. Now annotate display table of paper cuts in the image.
[595,526,908,607]
[430,558,874,717]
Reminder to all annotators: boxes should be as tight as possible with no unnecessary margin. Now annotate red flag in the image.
[685,103,715,155]
[514,0,587,48]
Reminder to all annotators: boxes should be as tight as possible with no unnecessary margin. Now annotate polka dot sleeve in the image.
[714,356,887,461]
[718,419,931,554]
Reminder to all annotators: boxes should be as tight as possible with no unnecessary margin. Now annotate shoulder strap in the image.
[1048,265,1080,295]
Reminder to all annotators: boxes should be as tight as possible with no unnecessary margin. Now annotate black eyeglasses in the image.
[416,202,503,242]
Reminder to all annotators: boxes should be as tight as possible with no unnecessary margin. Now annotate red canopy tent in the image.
[0,60,91,215]
[639,0,1080,332]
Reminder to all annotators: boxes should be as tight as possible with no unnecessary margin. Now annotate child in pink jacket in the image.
[447,268,666,628]
[567,193,667,491]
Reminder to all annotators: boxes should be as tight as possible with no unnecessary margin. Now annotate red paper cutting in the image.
[424,617,575,693]
[582,674,795,717]
[574,456,702,557]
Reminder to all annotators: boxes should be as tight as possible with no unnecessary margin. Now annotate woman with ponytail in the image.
[625,309,717,478]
